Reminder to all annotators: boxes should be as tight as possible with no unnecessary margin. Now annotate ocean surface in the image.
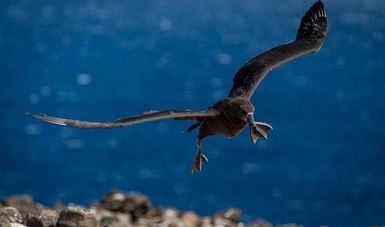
[1,0,385,225]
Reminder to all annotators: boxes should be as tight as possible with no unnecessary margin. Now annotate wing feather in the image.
[26,109,218,129]
[228,1,327,99]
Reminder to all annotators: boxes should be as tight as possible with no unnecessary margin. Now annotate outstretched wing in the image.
[26,109,218,129]
[228,1,327,99]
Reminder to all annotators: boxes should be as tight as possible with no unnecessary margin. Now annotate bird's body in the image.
[28,1,328,174]
[198,97,253,139]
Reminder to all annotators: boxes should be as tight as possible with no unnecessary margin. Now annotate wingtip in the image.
[26,113,67,126]
[296,0,327,40]
[309,0,327,18]
[25,112,41,119]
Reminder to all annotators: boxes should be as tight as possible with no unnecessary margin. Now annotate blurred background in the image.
[1,0,384,225]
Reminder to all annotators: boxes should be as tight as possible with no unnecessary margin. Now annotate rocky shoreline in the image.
[0,189,302,227]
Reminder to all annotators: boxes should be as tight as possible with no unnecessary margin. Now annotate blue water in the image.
[1,0,385,225]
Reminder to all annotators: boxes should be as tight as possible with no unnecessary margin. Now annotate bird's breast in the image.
[199,114,247,139]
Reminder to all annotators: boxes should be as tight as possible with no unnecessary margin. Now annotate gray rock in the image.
[0,207,23,223]
[0,213,12,227]
[245,219,273,227]
[56,207,98,227]
[213,208,242,223]
[95,208,132,227]
[200,216,213,227]
[26,209,58,227]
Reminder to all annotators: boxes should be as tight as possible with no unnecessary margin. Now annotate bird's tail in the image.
[296,1,327,41]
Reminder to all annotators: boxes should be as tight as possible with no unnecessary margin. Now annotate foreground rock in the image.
[56,207,98,227]
[0,190,303,227]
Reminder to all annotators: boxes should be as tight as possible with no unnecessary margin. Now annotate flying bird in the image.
[28,1,327,174]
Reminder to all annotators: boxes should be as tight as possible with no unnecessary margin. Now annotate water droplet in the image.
[76,74,92,85]
[159,19,173,31]
[29,93,40,104]
[216,53,232,65]
[25,124,41,135]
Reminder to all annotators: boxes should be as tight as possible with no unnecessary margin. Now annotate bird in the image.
[27,1,327,174]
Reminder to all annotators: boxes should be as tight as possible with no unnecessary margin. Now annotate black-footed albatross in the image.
[27,1,328,174]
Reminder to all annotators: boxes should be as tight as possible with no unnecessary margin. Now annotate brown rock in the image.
[100,190,126,211]
[26,209,58,227]
[56,207,98,227]
[0,207,23,224]
[1,195,42,217]
[121,195,150,220]
[181,211,200,227]
[144,207,163,220]
[213,208,242,223]
[100,190,150,221]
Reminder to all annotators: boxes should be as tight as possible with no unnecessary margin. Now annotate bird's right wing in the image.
[26,109,218,129]
[228,1,327,99]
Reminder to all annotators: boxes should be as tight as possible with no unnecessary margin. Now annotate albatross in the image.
[27,1,328,174]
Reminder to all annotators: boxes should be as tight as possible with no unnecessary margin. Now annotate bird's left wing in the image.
[26,109,218,129]
[228,1,327,99]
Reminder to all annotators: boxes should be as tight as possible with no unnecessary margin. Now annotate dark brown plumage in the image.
[27,1,328,174]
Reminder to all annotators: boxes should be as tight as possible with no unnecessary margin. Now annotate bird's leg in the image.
[247,113,273,144]
[190,137,208,174]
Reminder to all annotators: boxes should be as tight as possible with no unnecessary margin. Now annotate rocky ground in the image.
[0,189,303,227]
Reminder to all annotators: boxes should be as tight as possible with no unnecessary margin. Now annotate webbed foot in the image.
[190,141,208,174]
[247,113,273,144]
[249,122,273,144]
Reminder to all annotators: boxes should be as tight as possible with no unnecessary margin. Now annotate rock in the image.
[134,217,153,227]
[212,217,233,226]
[100,213,132,227]
[213,208,242,223]
[1,195,42,217]
[10,224,27,227]
[100,190,126,211]
[26,209,58,227]
[181,211,200,227]
[161,216,183,227]
[56,207,98,227]
[0,213,12,227]
[162,208,179,219]
[95,208,132,227]
[120,195,150,220]
[0,207,23,223]
[246,219,272,227]
[200,216,213,227]
[143,207,163,220]
[100,190,150,221]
